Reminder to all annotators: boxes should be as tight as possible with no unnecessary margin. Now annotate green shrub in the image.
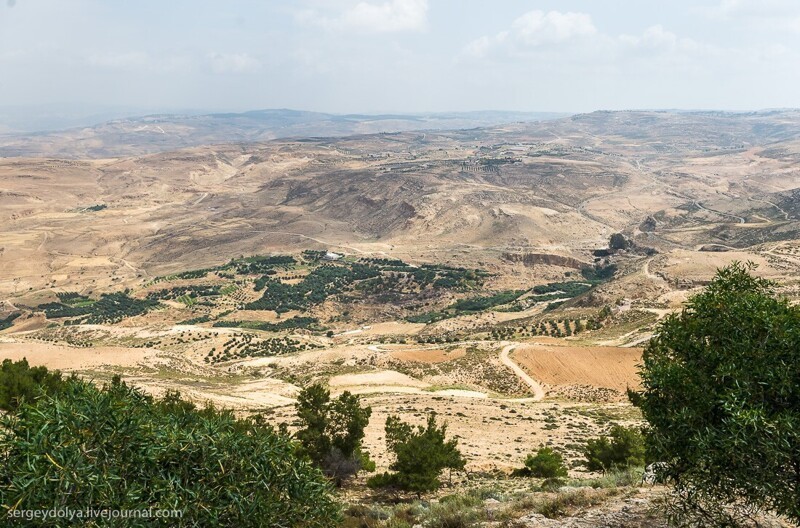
[368,413,465,495]
[531,281,593,297]
[534,488,604,519]
[538,476,567,492]
[212,316,319,331]
[0,312,21,331]
[0,358,66,412]
[571,466,644,489]
[0,378,339,527]
[584,425,645,472]
[514,446,568,478]
[38,291,159,324]
[245,264,379,312]
[405,311,451,324]
[426,497,483,528]
[450,290,524,312]
[581,263,618,282]
[608,233,630,250]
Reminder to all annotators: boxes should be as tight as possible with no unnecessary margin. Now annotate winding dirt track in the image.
[368,341,547,401]
[499,343,545,401]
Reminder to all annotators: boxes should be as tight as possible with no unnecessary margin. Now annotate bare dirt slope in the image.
[3,110,800,303]
[512,344,643,394]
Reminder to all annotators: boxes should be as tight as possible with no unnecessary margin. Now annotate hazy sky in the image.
[1,0,800,114]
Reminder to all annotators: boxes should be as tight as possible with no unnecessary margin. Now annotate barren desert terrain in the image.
[2,110,800,476]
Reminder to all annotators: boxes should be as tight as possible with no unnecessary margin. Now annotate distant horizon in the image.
[2,104,800,135]
[6,102,800,115]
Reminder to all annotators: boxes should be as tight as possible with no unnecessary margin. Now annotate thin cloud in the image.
[0,49,26,63]
[462,11,706,63]
[86,52,193,74]
[87,51,150,70]
[619,25,701,54]
[462,10,598,59]
[696,0,800,32]
[511,10,597,46]
[701,0,798,18]
[299,0,428,33]
[207,52,262,74]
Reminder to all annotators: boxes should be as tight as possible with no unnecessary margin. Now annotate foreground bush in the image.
[584,425,645,473]
[0,378,339,527]
[636,262,800,524]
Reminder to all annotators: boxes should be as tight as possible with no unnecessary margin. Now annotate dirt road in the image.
[499,343,545,401]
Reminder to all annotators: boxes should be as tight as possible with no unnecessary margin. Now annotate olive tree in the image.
[635,262,800,525]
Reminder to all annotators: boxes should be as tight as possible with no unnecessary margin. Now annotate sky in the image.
[1,0,800,116]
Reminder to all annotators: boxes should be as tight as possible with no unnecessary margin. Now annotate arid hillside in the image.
[2,110,799,302]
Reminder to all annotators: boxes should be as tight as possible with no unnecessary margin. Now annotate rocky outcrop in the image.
[639,215,657,232]
[502,253,589,270]
[698,244,730,252]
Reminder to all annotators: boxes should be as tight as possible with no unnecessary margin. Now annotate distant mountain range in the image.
[0,108,568,158]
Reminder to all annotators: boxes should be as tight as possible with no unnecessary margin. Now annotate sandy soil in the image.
[0,341,162,370]
[654,249,783,283]
[270,391,641,472]
[390,347,466,363]
[329,370,429,390]
[511,344,642,393]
